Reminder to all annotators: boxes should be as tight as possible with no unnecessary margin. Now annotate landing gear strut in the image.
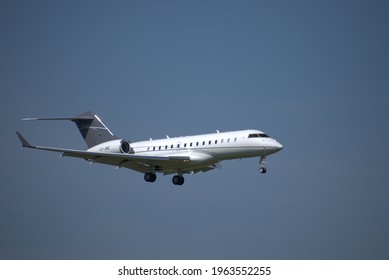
[259,156,267,174]
[144,172,157,182]
[172,175,185,186]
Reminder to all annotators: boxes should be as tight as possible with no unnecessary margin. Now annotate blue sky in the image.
[1,0,389,259]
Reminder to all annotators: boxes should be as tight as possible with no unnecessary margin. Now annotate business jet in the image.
[16,112,283,185]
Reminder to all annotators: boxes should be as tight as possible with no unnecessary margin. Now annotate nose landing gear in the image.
[259,156,267,174]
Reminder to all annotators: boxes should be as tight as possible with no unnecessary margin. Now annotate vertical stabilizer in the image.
[72,112,118,148]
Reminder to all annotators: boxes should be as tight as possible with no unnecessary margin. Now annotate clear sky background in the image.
[1,0,388,259]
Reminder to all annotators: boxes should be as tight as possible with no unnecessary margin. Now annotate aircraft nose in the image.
[271,141,283,152]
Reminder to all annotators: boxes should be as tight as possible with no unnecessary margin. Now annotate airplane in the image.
[16,111,283,185]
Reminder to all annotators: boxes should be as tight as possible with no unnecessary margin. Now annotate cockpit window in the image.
[248,133,270,138]
[248,133,260,138]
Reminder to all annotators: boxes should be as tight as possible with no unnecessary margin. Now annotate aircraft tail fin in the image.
[22,111,118,148]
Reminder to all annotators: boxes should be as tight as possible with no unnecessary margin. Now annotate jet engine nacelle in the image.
[87,139,133,154]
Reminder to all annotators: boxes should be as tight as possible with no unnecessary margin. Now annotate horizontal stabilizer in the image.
[22,116,94,121]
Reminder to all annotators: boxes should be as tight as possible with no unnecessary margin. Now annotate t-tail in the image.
[22,111,118,148]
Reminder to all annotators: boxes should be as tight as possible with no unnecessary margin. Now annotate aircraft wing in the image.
[16,132,190,172]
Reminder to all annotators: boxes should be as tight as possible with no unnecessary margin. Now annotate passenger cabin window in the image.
[203,141,205,145]
[209,140,211,145]
[215,140,218,144]
[196,142,199,146]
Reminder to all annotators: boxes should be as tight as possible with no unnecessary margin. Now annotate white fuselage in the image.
[130,129,282,167]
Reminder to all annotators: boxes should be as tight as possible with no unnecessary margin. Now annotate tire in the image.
[150,173,157,182]
[172,175,184,185]
[259,167,267,174]
[144,172,156,182]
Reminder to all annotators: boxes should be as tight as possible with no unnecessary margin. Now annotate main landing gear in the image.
[172,175,185,186]
[259,156,267,174]
[144,172,185,186]
[144,172,157,183]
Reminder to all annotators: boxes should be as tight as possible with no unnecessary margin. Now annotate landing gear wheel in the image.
[259,156,267,174]
[144,172,157,182]
[172,175,185,186]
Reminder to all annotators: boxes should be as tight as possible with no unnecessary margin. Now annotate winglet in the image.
[16,132,33,147]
